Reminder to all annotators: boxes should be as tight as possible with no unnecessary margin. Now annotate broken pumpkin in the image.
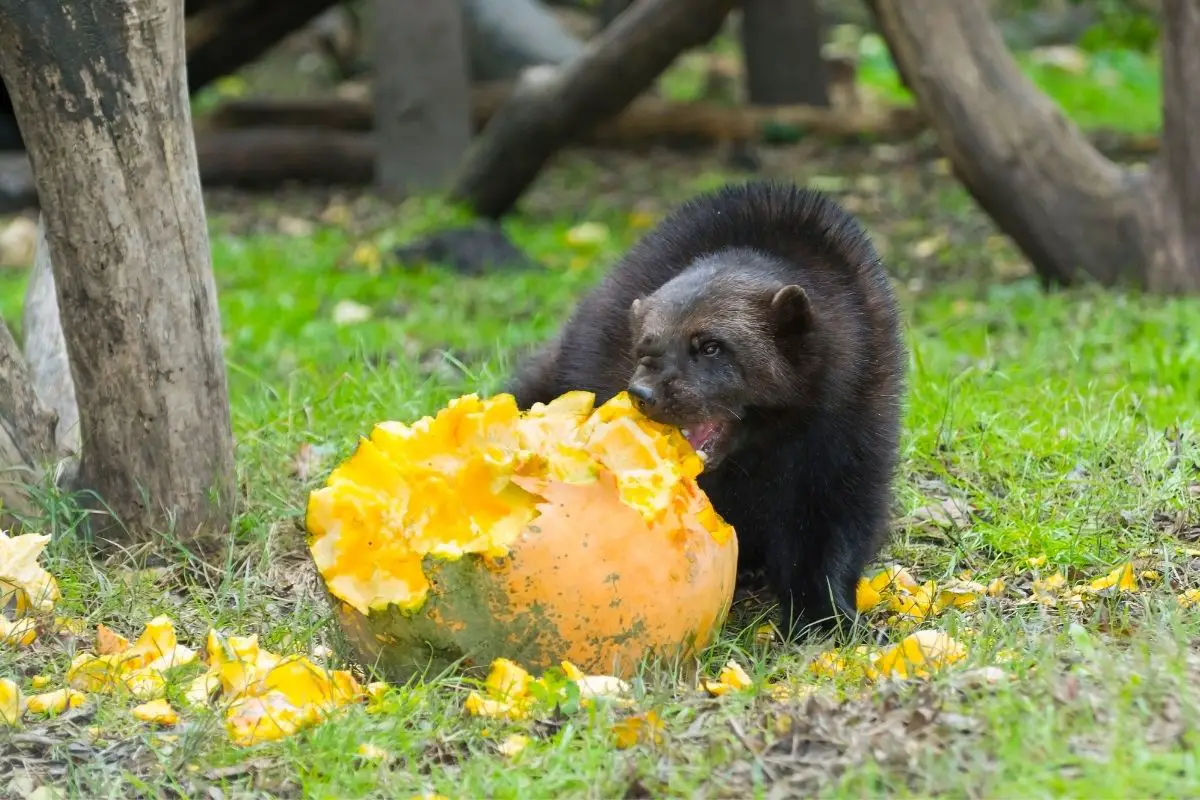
[306,390,738,680]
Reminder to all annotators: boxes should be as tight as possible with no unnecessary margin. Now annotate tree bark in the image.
[0,0,237,543]
[1137,0,1200,293]
[451,0,738,219]
[0,314,58,523]
[373,0,473,197]
[740,0,831,107]
[22,218,79,459]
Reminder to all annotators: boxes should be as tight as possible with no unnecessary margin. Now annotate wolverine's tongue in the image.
[681,420,723,453]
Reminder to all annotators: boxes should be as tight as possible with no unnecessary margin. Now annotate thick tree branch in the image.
[450,0,739,219]
[867,0,1150,289]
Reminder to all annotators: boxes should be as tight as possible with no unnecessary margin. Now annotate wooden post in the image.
[373,0,473,197]
[740,0,831,107]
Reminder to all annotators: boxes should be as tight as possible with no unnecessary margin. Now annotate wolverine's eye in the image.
[699,340,721,357]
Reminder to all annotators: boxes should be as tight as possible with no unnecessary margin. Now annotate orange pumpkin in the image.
[305,390,738,680]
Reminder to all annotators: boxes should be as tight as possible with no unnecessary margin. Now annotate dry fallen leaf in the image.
[564,222,609,248]
[332,299,373,326]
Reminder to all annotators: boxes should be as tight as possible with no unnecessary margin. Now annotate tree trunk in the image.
[462,0,585,80]
[451,0,738,219]
[740,0,831,107]
[373,0,473,197]
[1139,0,1200,293]
[867,0,1200,294]
[22,218,79,459]
[0,0,237,543]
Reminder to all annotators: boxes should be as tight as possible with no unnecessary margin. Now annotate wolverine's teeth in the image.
[681,428,692,439]
[697,450,709,462]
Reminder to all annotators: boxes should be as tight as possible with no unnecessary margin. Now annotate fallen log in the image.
[205,84,928,143]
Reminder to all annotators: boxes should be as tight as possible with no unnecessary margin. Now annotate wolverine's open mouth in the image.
[680,419,733,466]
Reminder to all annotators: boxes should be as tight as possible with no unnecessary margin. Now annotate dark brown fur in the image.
[506,181,906,639]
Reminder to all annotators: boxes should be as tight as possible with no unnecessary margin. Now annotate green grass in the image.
[851,33,1162,134]
[0,43,1193,796]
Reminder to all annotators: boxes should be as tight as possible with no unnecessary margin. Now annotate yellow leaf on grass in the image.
[612,710,663,749]
[132,698,180,726]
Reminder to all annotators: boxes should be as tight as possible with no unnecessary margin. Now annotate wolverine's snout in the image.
[627,379,658,412]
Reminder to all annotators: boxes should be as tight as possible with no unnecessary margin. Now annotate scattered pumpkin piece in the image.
[132,699,180,726]
[0,616,37,647]
[356,742,391,760]
[868,630,967,680]
[1086,562,1137,593]
[30,675,51,689]
[1177,589,1200,609]
[612,710,664,749]
[701,659,753,696]
[0,677,21,725]
[67,616,196,700]
[95,624,131,654]
[496,734,530,757]
[0,531,60,617]
[25,687,86,715]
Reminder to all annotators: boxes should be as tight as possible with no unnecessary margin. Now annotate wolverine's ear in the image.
[629,296,646,330]
[769,284,811,333]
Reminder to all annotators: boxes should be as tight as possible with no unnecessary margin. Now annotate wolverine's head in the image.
[626,248,819,469]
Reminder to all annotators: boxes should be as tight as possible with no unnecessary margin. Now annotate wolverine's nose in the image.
[627,382,657,411]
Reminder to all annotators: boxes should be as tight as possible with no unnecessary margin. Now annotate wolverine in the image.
[507,181,906,639]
